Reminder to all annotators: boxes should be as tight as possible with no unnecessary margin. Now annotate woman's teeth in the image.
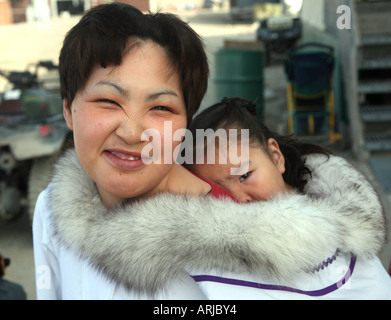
[111,151,140,160]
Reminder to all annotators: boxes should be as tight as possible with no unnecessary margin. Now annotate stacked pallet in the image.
[354,0,391,155]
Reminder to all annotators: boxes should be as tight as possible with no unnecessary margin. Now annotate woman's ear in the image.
[63,100,73,131]
[267,138,286,174]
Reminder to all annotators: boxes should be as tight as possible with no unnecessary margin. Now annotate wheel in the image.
[27,156,55,224]
[0,187,22,221]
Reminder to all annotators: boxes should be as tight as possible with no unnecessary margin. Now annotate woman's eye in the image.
[239,172,252,183]
[152,106,172,112]
[98,99,120,106]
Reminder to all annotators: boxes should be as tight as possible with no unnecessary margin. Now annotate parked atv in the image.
[257,15,302,65]
[0,61,71,222]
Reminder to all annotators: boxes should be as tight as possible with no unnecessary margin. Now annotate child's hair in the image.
[59,3,209,124]
[188,97,331,192]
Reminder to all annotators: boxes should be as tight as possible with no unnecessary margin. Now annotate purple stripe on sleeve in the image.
[192,255,356,297]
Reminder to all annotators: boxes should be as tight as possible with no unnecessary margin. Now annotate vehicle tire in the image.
[27,156,55,224]
[0,187,22,221]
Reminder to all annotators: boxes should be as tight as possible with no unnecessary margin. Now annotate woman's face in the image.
[192,138,292,203]
[63,40,187,208]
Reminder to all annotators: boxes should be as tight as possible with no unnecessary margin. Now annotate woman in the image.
[33,3,218,299]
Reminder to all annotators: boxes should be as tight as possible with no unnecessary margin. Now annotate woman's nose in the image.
[115,114,143,144]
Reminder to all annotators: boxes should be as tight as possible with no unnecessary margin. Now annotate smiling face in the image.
[63,40,187,208]
[192,138,292,203]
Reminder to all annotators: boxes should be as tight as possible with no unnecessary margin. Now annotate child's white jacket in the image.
[33,149,391,299]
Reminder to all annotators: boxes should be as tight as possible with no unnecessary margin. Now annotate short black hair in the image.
[59,3,209,123]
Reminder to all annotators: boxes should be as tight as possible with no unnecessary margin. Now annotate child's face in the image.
[63,40,187,208]
[192,139,291,203]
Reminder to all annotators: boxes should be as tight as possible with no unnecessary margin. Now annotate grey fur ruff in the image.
[48,149,386,295]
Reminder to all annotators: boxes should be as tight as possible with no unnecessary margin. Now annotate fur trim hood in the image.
[48,149,386,295]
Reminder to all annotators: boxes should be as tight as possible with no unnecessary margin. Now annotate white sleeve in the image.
[32,189,62,300]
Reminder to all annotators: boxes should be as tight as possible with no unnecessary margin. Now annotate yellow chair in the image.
[285,43,341,143]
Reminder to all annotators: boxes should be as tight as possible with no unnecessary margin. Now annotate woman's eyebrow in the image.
[147,89,179,101]
[93,82,178,102]
[95,80,130,99]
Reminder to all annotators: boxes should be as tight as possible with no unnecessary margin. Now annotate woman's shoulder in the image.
[181,165,236,201]
[32,185,60,249]
[305,152,348,168]
[33,187,51,224]
[207,182,237,201]
[167,164,234,199]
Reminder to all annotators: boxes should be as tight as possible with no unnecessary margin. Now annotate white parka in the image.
[33,149,391,299]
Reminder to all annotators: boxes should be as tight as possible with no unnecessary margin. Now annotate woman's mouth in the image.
[104,149,146,170]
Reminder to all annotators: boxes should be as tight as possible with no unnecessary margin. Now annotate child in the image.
[187,96,334,202]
